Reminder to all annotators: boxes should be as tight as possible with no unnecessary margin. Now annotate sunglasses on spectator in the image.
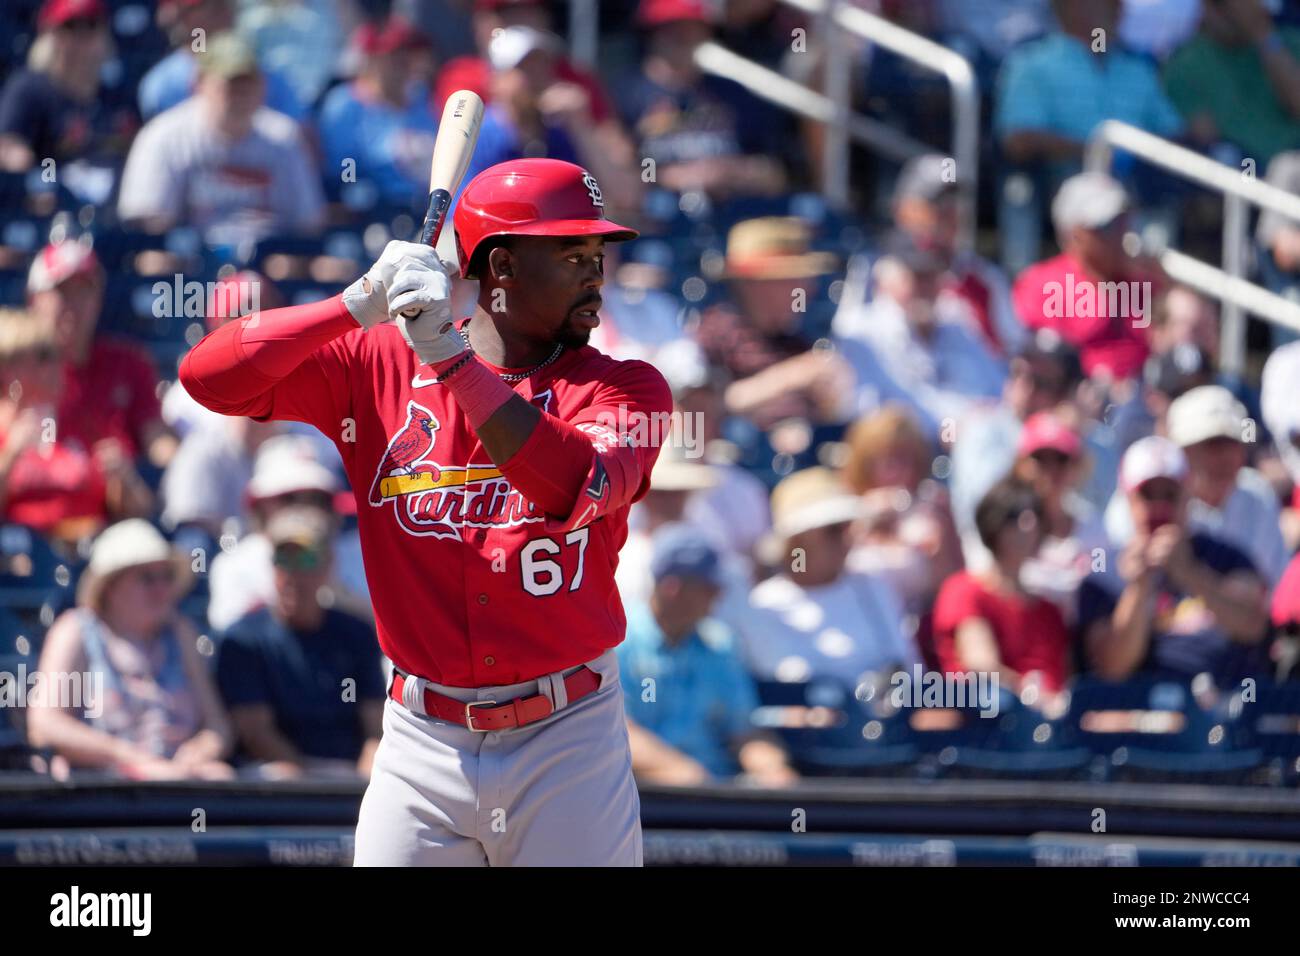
[271,491,333,508]
[1136,481,1181,504]
[130,567,175,587]
[273,545,326,572]
[1029,449,1073,468]
[57,17,104,33]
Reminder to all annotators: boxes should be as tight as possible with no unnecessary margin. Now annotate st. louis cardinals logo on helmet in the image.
[369,397,553,539]
[582,172,604,208]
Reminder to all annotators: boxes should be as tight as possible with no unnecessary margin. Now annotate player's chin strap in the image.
[390,665,600,732]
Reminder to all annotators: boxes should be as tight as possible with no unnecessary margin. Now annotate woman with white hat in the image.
[27,519,235,780]
[734,467,920,688]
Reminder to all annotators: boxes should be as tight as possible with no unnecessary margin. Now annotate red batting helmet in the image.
[452,159,638,279]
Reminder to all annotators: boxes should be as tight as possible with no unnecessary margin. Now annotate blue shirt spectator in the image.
[319,82,439,206]
[996,1,1184,173]
[319,17,439,206]
[618,602,758,777]
[618,525,794,786]
[462,101,580,187]
[214,505,384,770]
[997,34,1184,143]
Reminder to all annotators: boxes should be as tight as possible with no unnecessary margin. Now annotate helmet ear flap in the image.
[455,232,472,279]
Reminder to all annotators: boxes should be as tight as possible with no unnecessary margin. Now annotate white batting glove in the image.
[388,264,466,365]
[342,240,444,329]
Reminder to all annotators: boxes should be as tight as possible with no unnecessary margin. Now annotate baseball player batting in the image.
[180,159,671,866]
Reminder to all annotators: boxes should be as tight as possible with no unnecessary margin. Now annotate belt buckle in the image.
[464,699,498,732]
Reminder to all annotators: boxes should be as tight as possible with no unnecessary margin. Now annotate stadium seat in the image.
[1248,682,1300,786]
[0,524,79,620]
[752,674,919,777]
[1069,678,1263,785]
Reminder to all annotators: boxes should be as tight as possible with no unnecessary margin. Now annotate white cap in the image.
[1167,384,1246,448]
[487,26,562,71]
[27,240,100,293]
[247,439,340,501]
[1051,171,1129,235]
[1120,435,1188,493]
[76,519,191,609]
[654,338,711,394]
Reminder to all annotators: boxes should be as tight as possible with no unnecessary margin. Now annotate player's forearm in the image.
[433,356,594,516]
[179,294,357,417]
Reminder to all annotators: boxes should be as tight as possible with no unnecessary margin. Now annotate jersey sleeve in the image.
[178,294,359,440]
[498,358,673,533]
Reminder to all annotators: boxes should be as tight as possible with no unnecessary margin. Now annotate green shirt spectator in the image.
[1164,2,1300,165]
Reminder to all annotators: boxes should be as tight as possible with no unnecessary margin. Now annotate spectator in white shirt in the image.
[832,233,1005,440]
[891,153,1026,357]
[1105,385,1288,585]
[118,32,325,247]
[735,467,919,688]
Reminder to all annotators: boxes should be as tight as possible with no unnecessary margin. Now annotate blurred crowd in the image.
[2,0,1300,787]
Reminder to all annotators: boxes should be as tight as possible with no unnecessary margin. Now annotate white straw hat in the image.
[76,519,193,611]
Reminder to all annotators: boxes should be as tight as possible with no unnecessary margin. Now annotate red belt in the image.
[390,666,602,732]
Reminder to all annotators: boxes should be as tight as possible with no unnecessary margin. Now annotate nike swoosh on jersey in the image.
[411,373,439,388]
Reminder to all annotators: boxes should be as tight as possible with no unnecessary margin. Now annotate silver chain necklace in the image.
[459,328,564,382]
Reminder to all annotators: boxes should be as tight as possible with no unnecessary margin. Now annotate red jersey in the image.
[932,569,1071,692]
[0,433,108,540]
[1011,251,1154,381]
[59,337,163,459]
[180,297,672,687]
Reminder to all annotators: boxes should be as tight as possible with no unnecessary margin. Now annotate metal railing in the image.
[1086,120,1300,375]
[692,41,931,169]
[610,0,979,248]
[780,0,980,249]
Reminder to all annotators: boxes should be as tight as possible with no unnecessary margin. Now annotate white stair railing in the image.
[1086,120,1300,375]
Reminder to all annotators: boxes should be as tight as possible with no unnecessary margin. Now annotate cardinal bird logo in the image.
[367,400,543,539]
[368,401,440,505]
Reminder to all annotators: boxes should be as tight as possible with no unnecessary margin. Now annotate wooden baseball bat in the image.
[400,89,484,317]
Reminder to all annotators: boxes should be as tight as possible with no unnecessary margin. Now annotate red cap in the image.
[355,17,431,56]
[38,0,106,30]
[27,241,101,294]
[1016,412,1081,459]
[637,0,715,27]
[452,159,638,280]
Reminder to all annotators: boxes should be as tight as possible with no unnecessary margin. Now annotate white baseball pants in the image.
[353,649,642,866]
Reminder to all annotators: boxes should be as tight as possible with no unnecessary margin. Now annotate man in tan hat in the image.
[693,216,854,432]
[733,467,919,687]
